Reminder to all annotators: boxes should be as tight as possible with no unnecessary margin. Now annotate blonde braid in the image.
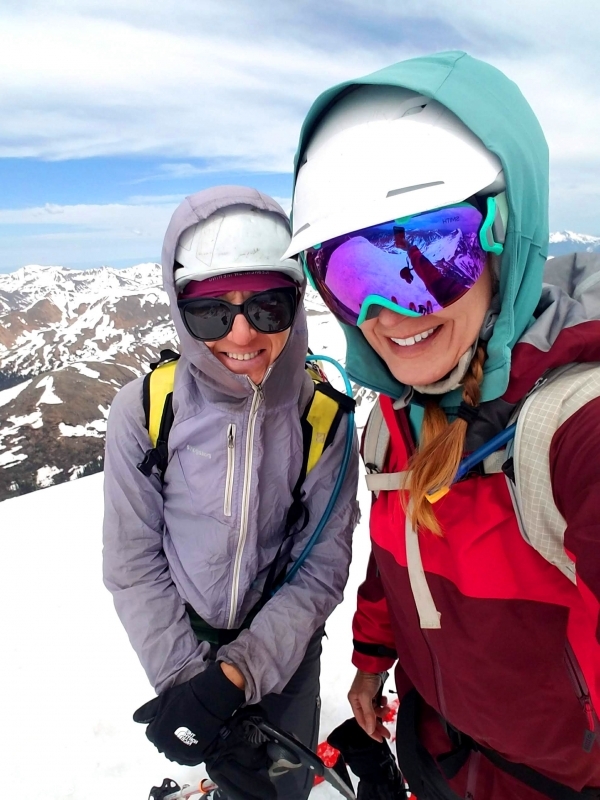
[402,346,486,535]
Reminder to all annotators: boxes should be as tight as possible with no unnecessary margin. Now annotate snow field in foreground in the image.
[0,470,374,798]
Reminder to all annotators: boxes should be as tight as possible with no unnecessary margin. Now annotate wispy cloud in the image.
[0,8,388,169]
[126,193,186,204]
[131,164,211,185]
[1,0,599,271]
[0,201,177,230]
[0,200,177,270]
[1,1,599,169]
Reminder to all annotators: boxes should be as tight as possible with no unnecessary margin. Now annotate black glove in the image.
[133,662,245,766]
[205,705,277,800]
[328,717,406,799]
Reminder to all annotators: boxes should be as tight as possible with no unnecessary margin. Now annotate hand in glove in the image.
[206,705,277,800]
[133,662,245,766]
[328,717,406,800]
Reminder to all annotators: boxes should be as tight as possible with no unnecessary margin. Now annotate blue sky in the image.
[1,0,599,272]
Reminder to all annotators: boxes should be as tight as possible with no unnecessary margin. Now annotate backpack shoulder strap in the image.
[137,350,180,478]
[509,362,600,583]
[303,380,355,475]
[363,398,407,496]
[288,373,355,519]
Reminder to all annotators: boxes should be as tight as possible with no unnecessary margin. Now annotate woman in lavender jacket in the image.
[102,186,359,800]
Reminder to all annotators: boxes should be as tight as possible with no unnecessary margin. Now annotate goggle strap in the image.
[300,253,318,291]
[479,194,506,256]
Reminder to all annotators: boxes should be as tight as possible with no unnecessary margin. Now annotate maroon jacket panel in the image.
[505,320,600,404]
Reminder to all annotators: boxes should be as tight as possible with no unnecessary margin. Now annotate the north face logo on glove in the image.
[174,726,199,746]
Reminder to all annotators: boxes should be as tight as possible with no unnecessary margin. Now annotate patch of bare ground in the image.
[0,361,146,501]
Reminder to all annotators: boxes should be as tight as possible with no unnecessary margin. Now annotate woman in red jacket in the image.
[282,52,600,799]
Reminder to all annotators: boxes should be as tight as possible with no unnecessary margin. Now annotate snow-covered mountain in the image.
[0,263,178,501]
[549,230,600,257]
[0,263,371,502]
[0,262,172,383]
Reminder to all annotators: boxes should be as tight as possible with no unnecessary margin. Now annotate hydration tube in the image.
[278,355,355,589]
[454,423,516,483]
[427,422,517,503]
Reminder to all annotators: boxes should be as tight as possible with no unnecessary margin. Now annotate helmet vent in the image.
[386,181,444,198]
[402,103,428,118]
[293,222,311,237]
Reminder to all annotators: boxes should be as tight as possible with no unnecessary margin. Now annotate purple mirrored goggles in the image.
[303,202,497,326]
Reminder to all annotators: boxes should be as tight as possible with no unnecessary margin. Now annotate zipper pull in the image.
[583,698,596,732]
[582,699,596,753]
[228,426,234,449]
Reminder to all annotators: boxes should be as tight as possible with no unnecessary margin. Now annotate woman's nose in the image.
[377,306,407,327]
[227,311,257,345]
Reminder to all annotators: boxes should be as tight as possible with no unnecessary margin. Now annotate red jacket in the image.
[353,345,600,797]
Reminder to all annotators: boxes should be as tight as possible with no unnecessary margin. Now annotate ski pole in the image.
[256,719,357,799]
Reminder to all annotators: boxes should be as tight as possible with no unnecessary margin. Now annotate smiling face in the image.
[359,264,493,386]
[203,289,291,385]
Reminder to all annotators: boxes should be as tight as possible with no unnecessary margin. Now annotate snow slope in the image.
[0,470,375,799]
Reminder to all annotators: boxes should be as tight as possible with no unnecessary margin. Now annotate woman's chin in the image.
[389,364,452,387]
[381,341,456,387]
[384,345,458,386]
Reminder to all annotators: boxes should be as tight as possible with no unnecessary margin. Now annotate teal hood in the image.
[293,51,549,402]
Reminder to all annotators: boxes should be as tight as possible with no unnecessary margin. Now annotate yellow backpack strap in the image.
[146,359,178,447]
[305,382,348,475]
[299,375,356,484]
[137,350,179,478]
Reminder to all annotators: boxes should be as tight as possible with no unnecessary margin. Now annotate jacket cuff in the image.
[352,638,396,673]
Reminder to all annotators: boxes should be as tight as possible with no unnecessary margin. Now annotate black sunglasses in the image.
[178,287,299,342]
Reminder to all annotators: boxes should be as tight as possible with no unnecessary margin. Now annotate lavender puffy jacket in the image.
[102,187,360,702]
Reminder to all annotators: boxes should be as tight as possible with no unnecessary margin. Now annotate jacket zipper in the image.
[564,641,598,752]
[223,423,236,517]
[423,630,448,720]
[227,381,263,629]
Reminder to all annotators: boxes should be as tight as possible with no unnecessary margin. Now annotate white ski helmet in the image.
[174,205,303,291]
[283,85,506,258]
